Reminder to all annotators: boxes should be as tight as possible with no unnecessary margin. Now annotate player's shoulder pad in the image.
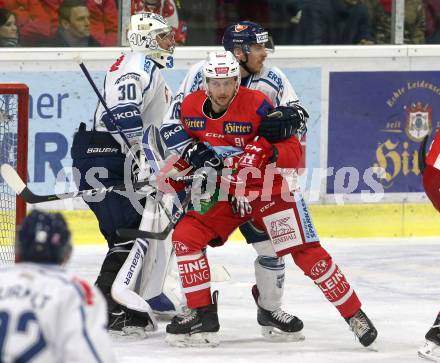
[239,87,272,116]
[72,276,95,305]
[182,89,205,107]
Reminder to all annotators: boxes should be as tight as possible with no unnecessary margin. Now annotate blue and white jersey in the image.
[0,263,115,363]
[160,60,301,154]
[95,52,172,154]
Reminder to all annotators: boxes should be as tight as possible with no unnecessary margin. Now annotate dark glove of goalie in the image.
[259,104,309,142]
[182,142,223,171]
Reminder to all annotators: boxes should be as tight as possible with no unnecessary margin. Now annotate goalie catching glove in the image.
[258,104,309,142]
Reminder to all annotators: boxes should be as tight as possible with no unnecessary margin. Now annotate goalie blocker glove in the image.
[259,104,309,142]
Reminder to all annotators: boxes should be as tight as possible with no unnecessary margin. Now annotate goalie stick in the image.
[0,163,204,204]
[116,190,192,240]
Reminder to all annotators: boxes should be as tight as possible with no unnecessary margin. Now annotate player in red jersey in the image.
[164,51,377,348]
[418,129,440,361]
[422,130,440,212]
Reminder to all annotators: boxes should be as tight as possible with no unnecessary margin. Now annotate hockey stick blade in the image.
[1,164,26,195]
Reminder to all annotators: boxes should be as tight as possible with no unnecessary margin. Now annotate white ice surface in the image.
[69,237,440,363]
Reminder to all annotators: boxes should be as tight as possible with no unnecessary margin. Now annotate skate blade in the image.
[109,327,150,339]
[365,341,379,352]
[418,341,440,362]
[261,326,305,342]
[165,332,220,347]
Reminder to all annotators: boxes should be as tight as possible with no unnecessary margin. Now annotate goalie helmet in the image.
[127,12,175,68]
[222,21,274,54]
[16,210,72,264]
[202,51,241,95]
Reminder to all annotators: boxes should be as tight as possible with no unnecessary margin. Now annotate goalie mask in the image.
[127,12,175,68]
[203,51,241,97]
[222,21,275,54]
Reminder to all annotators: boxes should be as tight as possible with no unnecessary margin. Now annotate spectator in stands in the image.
[87,0,118,46]
[361,0,385,43]
[0,0,117,46]
[0,1,50,46]
[294,0,374,45]
[132,0,187,44]
[372,0,425,43]
[0,8,18,46]
[423,0,440,43]
[46,0,100,47]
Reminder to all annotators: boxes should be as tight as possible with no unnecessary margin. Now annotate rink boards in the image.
[60,202,440,245]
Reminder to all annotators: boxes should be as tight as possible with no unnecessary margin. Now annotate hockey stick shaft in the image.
[0,163,151,203]
[0,163,206,204]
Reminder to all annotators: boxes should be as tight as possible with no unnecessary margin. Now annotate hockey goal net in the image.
[0,84,28,264]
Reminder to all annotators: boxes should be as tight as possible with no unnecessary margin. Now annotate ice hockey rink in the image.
[69,237,440,363]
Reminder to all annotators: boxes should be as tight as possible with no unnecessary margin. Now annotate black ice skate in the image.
[346,309,378,348]
[165,291,220,347]
[108,307,156,337]
[251,284,304,341]
[418,314,440,362]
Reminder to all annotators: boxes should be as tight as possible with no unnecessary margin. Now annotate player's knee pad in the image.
[254,254,285,311]
[240,221,269,243]
[252,239,277,257]
[96,246,132,294]
[172,216,212,254]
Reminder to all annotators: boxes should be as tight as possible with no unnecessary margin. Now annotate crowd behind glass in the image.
[0,0,438,47]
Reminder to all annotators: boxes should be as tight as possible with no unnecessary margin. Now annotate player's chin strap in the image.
[238,57,254,77]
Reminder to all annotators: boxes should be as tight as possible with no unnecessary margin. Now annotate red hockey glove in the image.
[157,156,191,193]
[226,136,276,188]
[236,136,275,171]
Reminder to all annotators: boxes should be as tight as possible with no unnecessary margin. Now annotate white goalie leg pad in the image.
[138,195,183,316]
[419,340,440,362]
[111,239,158,330]
[252,239,285,312]
[165,332,220,348]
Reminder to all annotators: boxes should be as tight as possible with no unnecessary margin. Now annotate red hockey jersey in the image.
[180,87,303,194]
[426,128,440,170]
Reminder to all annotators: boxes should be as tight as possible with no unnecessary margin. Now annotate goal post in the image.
[0,84,29,264]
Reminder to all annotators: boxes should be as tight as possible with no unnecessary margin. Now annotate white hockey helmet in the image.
[127,12,175,68]
[203,51,241,94]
